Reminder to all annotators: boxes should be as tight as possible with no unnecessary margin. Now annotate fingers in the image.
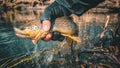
[42,20,51,32]
[31,20,52,44]
[42,20,52,41]
[51,32,65,41]
[44,33,52,41]
[32,32,52,44]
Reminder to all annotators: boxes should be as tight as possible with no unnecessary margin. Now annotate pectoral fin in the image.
[68,36,81,42]
[32,31,48,45]
[66,37,74,46]
[61,34,81,42]
[32,39,38,45]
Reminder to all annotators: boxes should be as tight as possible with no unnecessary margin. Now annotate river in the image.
[0,9,119,68]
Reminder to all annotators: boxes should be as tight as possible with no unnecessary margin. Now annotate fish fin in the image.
[68,36,81,42]
[66,37,73,46]
[62,34,81,42]
[33,31,44,44]
[66,37,77,46]
[70,14,79,23]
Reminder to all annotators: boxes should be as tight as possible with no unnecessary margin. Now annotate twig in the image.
[79,49,109,54]
[70,40,76,68]
[100,15,110,39]
[112,55,120,64]
[87,49,109,53]
[8,48,61,68]
[115,14,120,36]
[0,59,11,68]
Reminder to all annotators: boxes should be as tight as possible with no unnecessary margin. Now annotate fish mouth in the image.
[14,27,29,38]
[14,27,39,44]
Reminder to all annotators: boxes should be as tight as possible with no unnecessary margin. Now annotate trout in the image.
[14,15,81,44]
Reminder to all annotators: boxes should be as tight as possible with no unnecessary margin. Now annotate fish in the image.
[14,15,81,45]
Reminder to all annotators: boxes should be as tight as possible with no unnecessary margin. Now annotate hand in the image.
[42,20,65,41]
[32,20,52,44]
[42,20,52,41]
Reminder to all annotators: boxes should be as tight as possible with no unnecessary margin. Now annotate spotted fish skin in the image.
[14,15,81,43]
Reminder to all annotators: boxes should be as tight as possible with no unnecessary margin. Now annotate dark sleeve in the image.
[40,1,71,22]
[56,0,105,16]
[40,0,105,22]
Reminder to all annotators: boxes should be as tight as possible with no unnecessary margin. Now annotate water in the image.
[0,9,119,68]
[33,44,38,53]
[32,44,41,68]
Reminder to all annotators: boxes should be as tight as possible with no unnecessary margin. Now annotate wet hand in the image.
[42,20,52,41]
[32,20,52,44]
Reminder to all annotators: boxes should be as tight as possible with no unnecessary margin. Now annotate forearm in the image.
[56,0,104,16]
[40,0,104,22]
[40,1,71,22]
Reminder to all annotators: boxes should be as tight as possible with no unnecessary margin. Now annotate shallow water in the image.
[0,9,119,68]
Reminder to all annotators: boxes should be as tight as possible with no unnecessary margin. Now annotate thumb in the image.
[42,20,51,32]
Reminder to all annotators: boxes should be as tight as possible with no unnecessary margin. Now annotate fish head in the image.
[14,20,47,44]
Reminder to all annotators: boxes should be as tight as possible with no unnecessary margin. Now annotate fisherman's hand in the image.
[40,20,65,41]
[41,20,52,41]
[32,20,65,44]
[41,20,65,42]
[32,20,52,44]
[32,1,71,44]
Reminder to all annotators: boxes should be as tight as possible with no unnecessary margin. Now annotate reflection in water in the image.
[0,8,120,68]
[0,9,42,24]
[33,44,41,68]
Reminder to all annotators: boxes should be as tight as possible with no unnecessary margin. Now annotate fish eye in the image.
[32,26,39,30]
[21,27,25,30]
